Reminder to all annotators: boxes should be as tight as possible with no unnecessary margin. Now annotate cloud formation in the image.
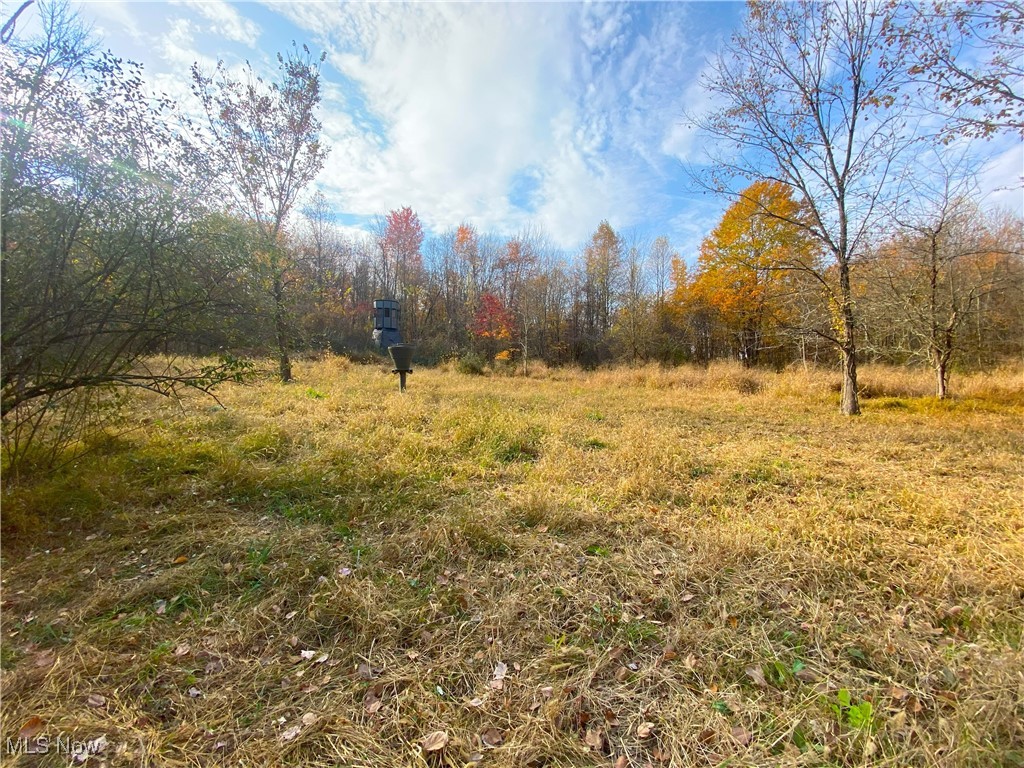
[259,2,719,248]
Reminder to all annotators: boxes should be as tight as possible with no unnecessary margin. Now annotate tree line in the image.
[2,0,1022,465]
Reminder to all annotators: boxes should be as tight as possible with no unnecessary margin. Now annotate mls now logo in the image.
[5,733,108,759]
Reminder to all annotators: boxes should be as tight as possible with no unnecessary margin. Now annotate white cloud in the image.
[257,1,718,248]
[978,139,1024,213]
[173,0,260,47]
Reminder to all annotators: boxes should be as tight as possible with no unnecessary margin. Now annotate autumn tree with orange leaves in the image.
[686,181,818,366]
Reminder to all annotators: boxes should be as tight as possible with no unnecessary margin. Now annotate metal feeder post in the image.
[388,344,414,392]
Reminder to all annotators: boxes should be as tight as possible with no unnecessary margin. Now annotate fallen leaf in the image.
[406,650,420,660]
[188,687,202,698]
[584,728,605,751]
[18,716,45,740]
[155,600,167,615]
[637,722,656,738]
[173,643,191,656]
[652,746,670,762]
[536,525,549,533]
[662,648,678,661]
[681,592,696,602]
[204,659,224,675]
[337,567,352,578]
[745,666,768,687]
[604,709,620,727]
[480,727,503,747]
[363,686,383,714]
[33,650,55,668]
[731,726,752,746]
[889,685,909,701]
[614,756,629,768]
[683,654,697,670]
[300,650,316,660]
[314,653,328,664]
[614,666,630,682]
[281,725,301,742]
[468,697,485,708]
[356,662,374,679]
[489,678,504,690]
[795,667,818,683]
[87,693,106,708]
[492,661,508,680]
[285,611,298,620]
[173,555,188,565]
[301,712,317,726]
[420,730,449,752]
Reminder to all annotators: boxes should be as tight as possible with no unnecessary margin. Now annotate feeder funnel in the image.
[388,344,414,392]
[388,344,414,371]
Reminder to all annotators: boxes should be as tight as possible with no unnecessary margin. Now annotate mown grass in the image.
[1,358,1022,767]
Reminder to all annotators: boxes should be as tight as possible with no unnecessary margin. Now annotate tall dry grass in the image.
[1,356,1021,767]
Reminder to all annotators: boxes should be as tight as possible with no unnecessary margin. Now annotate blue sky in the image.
[34,1,1024,255]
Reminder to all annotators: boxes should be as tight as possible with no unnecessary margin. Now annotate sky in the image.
[17,0,1024,256]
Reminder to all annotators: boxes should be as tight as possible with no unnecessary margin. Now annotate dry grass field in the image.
[1,359,1022,767]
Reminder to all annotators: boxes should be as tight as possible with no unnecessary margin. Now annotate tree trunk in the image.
[273,274,292,383]
[838,263,860,416]
[840,343,859,415]
[933,349,949,399]
[839,310,860,414]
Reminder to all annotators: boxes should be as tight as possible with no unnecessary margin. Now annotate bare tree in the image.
[191,45,329,382]
[884,0,1023,140]
[695,0,912,414]
[861,151,1023,396]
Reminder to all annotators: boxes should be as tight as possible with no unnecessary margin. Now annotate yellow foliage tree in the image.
[688,181,817,366]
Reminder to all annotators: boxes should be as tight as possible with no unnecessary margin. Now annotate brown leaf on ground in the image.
[637,722,656,738]
[584,728,605,751]
[731,726,752,746]
[173,555,188,565]
[613,756,628,768]
[745,665,768,687]
[420,730,449,752]
[795,667,818,683]
[480,727,503,747]
[18,716,45,740]
[280,725,301,742]
[363,685,384,714]
[86,693,106,708]
[33,650,56,668]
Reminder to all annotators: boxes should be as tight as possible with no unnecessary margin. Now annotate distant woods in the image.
[1,0,1022,464]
